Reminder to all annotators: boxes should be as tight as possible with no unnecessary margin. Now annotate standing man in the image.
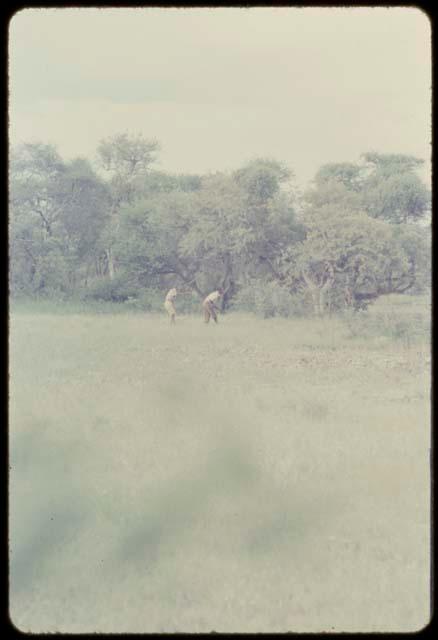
[202,288,224,324]
[164,287,178,324]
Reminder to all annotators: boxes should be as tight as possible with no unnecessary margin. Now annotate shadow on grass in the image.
[242,488,344,557]
[9,423,92,597]
[110,423,344,574]
[10,391,346,597]
[112,429,259,569]
[10,503,88,597]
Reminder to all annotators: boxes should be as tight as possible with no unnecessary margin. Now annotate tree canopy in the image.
[9,136,431,314]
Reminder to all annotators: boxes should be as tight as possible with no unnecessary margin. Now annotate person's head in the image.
[218,287,224,296]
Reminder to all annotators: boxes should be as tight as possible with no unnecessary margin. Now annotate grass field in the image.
[9,297,431,632]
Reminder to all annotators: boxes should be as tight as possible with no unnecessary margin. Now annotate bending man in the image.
[202,288,224,324]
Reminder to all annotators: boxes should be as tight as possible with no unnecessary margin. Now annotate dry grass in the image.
[9,302,431,632]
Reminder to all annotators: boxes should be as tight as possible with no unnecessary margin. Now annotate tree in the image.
[361,151,425,176]
[279,210,418,314]
[97,132,160,279]
[291,152,431,314]
[117,161,303,309]
[117,189,203,295]
[390,223,431,295]
[361,171,431,224]
[10,139,430,313]
[56,158,110,286]
[304,179,362,215]
[233,158,292,204]
[360,152,430,223]
[9,143,73,295]
[137,170,202,196]
[9,145,110,296]
[230,159,303,290]
[181,162,302,307]
[314,162,363,192]
[310,152,431,224]
[10,143,68,238]
[178,172,245,301]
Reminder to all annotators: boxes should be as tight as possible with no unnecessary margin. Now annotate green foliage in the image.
[361,172,430,223]
[304,179,362,213]
[9,144,110,297]
[314,162,363,191]
[361,151,425,175]
[117,190,200,289]
[9,140,430,316]
[138,171,202,196]
[231,280,307,318]
[234,158,292,204]
[117,163,301,305]
[298,151,431,313]
[97,132,160,179]
[122,289,166,312]
[81,273,139,303]
[392,224,431,294]
[361,152,430,223]
[10,142,65,181]
[311,152,431,224]
[280,210,419,314]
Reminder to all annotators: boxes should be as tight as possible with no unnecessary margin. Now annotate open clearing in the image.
[9,303,431,632]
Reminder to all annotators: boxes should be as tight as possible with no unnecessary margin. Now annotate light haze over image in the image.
[9,7,431,186]
[9,6,432,634]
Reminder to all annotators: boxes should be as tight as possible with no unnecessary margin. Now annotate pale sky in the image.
[8,7,431,187]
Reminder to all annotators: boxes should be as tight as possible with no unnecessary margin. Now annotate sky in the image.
[8,7,431,188]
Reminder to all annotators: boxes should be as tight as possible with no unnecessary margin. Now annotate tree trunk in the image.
[344,286,353,308]
[302,269,322,316]
[221,280,235,311]
[84,264,90,288]
[106,248,115,280]
[220,255,234,311]
[313,289,322,316]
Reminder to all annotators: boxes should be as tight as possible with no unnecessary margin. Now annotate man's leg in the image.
[203,302,210,323]
[165,301,176,324]
[210,302,218,324]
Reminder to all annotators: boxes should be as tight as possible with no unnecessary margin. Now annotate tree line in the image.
[9,133,431,316]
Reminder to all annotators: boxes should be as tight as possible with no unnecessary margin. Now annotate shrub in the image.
[81,273,139,302]
[123,289,165,312]
[343,308,430,345]
[231,280,307,318]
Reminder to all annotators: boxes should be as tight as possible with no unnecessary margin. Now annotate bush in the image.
[78,278,204,314]
[343,308,430,345]
[231,280,307,318]
[123,289,165,312]
[172,292,203,315]
[81,273,139,302]
[10,243,75,298]
[122,289,202,314]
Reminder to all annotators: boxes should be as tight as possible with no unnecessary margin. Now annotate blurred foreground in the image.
[9,299,431,632]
